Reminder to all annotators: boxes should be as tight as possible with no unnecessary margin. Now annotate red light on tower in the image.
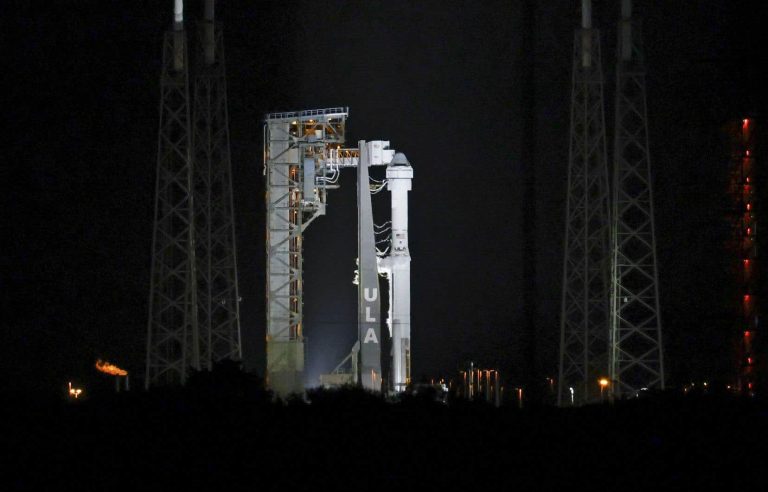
[729,117,758,395]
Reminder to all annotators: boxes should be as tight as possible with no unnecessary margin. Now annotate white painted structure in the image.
[264,108,413,395]
[378,153,413,391]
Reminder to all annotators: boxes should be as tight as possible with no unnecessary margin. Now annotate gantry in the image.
[264,109,413,396]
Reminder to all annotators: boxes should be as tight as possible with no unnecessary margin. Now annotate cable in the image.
[317,167,339,184]
[370,181,388,194]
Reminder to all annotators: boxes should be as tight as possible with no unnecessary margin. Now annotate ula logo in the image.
[363,288,379,344]
[364,288,378,322]
[363,328,379,344]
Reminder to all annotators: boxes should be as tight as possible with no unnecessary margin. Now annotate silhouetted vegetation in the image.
[3,368,766,488]
[185,359,272,405]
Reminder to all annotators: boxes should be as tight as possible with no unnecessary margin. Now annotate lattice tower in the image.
[146,21,199,387]
[558,2,611,406]
[191,11,242,368]
[609,1,665,397]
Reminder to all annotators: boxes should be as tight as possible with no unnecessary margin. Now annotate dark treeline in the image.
[4,364,767,489]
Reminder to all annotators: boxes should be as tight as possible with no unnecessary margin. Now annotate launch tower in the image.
[728,118,758,395]
[264,111,412,396]
[263,109,349,395]
[608,0,665,397]
[558,0,611,406]
[146,0,241,387]
[191,0,242,366]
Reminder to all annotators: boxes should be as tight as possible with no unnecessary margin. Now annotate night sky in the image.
[3,1,767,394]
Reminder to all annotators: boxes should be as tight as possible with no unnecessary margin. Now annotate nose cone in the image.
[391,152,410,167]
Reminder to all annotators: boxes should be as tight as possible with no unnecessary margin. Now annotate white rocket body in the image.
[380,153,413,391]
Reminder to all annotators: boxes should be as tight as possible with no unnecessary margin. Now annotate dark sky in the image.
[3,1,767,394]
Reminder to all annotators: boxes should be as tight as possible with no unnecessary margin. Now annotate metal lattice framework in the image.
[609,8,665,397]
[192,20,242,367]
[146,28,200,387]
[264,109,348,396]
[558,22,611,406]
[146,3,242,387]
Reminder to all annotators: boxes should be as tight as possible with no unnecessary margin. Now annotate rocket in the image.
[357,142,413,393]
[379,152,413,392]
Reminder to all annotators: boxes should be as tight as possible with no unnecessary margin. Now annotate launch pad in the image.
[264,108,413,396]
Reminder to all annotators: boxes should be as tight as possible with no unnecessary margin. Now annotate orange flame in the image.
[95,359,128,376]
